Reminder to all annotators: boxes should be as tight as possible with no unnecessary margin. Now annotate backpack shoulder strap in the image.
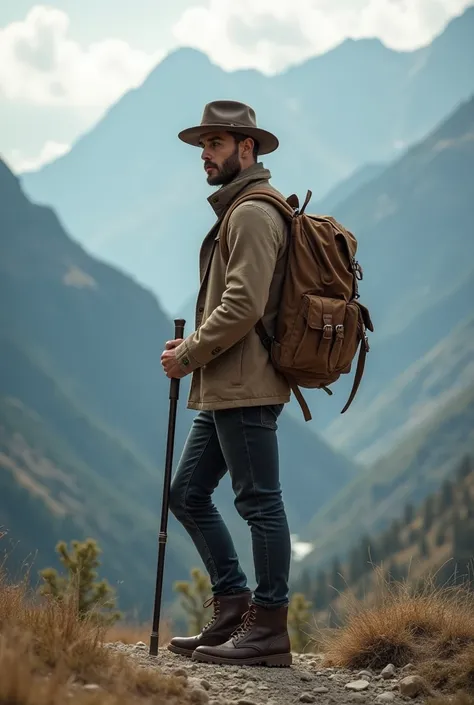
[219,188,295,262]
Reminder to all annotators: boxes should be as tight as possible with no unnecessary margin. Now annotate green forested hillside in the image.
[297,367,474,578]
[294,455,474,619]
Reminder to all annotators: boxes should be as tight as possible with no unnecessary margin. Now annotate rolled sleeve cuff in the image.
[174,339,203,374]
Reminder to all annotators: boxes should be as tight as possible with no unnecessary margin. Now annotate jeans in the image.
[169,404,291,608]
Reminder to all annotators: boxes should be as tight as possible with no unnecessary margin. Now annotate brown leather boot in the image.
[192,602,292,667]
[167,591,252,657]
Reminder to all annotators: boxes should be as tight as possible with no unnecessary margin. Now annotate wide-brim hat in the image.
[178,100,279,155]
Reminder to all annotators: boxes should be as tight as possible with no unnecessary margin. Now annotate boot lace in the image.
[201,597,220,631]
[231,603,257,642]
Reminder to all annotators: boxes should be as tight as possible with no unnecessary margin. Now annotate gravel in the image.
[103,642,417,705]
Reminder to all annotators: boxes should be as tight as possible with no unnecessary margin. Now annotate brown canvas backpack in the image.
[220,188,374,422]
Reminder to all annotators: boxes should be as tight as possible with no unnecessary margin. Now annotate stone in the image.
[135,641,147,650]
[346,680,370,692]
[83,684,101,691]
[358,671,372,680]
[172,667,188,678]
[189,687,209,704]
[376,693,396,703]
[381,664,396,680]
[313,686,329,694]
[350,694,367,703]
[236,699,259,705]
[301,672,313,682]
[401,663,415,673]
[300,694,316,703]
[399,675,428,698]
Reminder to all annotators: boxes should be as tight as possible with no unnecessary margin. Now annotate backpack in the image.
[220,188,374,422]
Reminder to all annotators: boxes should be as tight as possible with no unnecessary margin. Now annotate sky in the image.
[1,0,473,172]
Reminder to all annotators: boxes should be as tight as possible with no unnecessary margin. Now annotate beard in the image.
[206,146,241,186]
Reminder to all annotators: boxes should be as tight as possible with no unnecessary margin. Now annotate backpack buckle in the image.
[323,324,333,339]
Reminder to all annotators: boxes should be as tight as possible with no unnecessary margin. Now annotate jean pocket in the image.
[260,404,284,429]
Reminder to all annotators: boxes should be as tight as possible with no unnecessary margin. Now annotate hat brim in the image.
[178,123,279,155]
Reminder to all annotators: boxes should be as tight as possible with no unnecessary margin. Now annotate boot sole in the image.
[167,644,194,658]
[192,650,292,667]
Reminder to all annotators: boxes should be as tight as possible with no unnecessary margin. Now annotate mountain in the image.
[319,93,474,444]
[0,159,356,614]
[316,163,387,212]
[20,7,474,314]
[294,455,474,615]
[295,328,474,577]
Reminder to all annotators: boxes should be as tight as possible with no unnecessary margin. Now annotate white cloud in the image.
[7,140,70,172]
[172,0,474,74]
[0,5,163,107]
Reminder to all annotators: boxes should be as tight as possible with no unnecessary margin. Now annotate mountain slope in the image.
[317,93,474,438]
[296,335,474,577]
[20,7,474,314]
[0,159,356,612]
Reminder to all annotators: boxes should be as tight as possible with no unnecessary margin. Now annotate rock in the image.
[358,670,372,680]
[313,686,329,694]
[346,680,370,692]
[236,699,259,705]
[300,672,313,682]
[134,641,147,650]
[172,668,188,678]
[83,684,101,692]
[376,693,396,703]
[189,687,209,704]
[398,675,428,698]
[350,694,367,703]
[401,663,415,673]
[300,694,316,703]
[200,679,211,691]
[381,664,396,680]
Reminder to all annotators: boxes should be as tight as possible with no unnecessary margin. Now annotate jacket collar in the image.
[207,162,272,218]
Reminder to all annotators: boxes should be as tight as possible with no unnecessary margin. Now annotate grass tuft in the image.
[321,566,474,693]
[0,568,189,704]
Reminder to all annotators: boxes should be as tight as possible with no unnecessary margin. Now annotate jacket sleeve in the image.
[174,202,283,373]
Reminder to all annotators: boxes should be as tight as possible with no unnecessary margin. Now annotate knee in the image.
[169,480,209,519]
[169,481,186,519]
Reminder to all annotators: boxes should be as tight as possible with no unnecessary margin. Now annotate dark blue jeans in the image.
[169,404,291,608]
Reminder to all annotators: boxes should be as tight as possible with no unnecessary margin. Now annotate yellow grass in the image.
[321,567,474,694]
[0,570,190,705]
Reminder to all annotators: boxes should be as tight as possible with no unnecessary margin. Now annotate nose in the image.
[201,147,211,162]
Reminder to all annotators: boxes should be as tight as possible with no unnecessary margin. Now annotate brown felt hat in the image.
[178,100,279,155]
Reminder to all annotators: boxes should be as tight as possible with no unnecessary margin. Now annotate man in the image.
[160,100,292,667]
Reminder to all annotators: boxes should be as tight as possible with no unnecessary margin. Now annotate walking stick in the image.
[149,318,186,656]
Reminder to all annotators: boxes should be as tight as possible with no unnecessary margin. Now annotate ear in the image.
[241,136,255,157]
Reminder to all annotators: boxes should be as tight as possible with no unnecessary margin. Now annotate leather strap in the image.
[340,339,367,414]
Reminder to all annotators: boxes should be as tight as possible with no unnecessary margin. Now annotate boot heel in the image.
[263,652,292,667]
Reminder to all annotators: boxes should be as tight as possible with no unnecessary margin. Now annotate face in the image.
[199,131,252,186]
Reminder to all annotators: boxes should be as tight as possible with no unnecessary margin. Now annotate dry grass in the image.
[321,567,474,694]
[0,570,190,705]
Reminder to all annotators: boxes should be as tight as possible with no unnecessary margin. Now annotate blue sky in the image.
[1,0,472,171]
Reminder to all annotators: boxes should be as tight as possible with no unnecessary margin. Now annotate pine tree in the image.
[288,593,312,652]
[174,567,213,635]
[329,557,345,597]
[418,534,430,558]
[313,569,329,610]
[404,502,415,525]
[40,538,120,625]
[457,455,472,482]
[439,478,454,512]
[423,495,435,532]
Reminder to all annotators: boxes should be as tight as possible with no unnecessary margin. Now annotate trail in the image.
[106,642,422,705]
